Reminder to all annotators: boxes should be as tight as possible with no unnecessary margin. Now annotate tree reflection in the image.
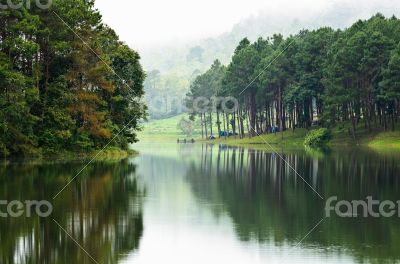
[187,144,400,263]
[0,159,144,264]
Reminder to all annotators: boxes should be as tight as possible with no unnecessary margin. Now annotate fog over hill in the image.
[142,0,400,119]
[142,0,397,71]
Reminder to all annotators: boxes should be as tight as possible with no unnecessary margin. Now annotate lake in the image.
[1,143,400,263]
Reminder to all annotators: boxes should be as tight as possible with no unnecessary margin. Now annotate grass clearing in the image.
[137,115,400,151]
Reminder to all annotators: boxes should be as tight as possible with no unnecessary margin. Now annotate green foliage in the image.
[187,46,205,62]
[304,128,332,147]
[0,0,146,157]
[177,117,194,137]
[186,14,400,141]
[144,70,189,119]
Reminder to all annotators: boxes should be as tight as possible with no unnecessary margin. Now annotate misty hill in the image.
[142,0,400,119]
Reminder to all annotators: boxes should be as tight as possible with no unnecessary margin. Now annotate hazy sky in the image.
[95,0,333,49]
[95,0,394,51]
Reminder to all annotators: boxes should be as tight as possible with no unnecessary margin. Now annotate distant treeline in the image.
[0,0,146,157]
[186,14,400,139]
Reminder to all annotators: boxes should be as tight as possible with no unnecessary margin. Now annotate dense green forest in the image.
[186,14,400,140]
[0,0,146,157]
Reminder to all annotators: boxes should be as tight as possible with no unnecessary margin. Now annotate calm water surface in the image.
[1,143,400,263]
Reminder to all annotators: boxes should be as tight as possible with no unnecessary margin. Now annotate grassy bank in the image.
[202,129,306,148]
[52,148,138,161]
[137,114,200,142]
[2,147,138,163]
[200,126,400,151]
[138,115,400,150]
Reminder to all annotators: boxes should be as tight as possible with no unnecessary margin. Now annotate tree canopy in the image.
[0,0,146,157]
[187,14,400,139]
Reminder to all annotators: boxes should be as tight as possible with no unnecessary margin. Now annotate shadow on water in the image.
[0,159,144,264]
[186,144,400,263]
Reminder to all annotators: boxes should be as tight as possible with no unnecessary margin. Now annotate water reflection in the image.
[1,144,400,264]
[0,159,144,264]
[186,144,400,263]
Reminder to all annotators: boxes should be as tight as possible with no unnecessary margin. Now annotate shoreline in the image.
[1,148,138,163]
[195,128,400,152]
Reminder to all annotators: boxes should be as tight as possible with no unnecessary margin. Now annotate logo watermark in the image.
[0,0,52,10]
[144,95,239,116]
[325,196,400,218]
[0,200,53,217]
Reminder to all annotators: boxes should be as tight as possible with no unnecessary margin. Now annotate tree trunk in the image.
[236,110,242,139]
[216,110,221,138]
[246,109,251,138]
[249,93,257,136]
[222,112,227,140]
[209,112,213,136]
[240,108,245,138]
[200,114,204,139]
[232,112,237,138]
[204,113,208,139]
[226,113,230,135]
